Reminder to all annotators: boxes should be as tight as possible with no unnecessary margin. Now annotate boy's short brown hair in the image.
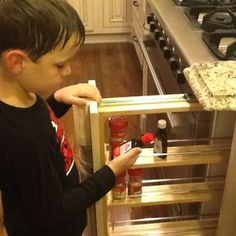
[0,0,85,61]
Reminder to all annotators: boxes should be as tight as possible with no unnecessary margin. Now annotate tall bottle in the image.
[153,119,168,159]
[114,132,155,156]
[108,116,128,199]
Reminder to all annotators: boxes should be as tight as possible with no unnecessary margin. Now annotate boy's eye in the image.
[56,63,65,69]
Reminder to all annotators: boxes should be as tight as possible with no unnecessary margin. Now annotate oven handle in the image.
[137,37,176,128]
[139,38,164,95]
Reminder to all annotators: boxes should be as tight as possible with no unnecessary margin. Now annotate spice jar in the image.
[112,171,126,199]
[108,116,128,155]
[109,116,128,199]
[128,168,143,197]
[112,132,154,198]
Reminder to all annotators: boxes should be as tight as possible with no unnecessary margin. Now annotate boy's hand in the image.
[54,83,102,105]
[107,148,142,176]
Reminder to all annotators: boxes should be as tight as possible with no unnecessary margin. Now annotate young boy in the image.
[0,0,141,235]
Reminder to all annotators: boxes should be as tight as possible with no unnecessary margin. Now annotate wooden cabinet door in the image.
[101,0,131,34]
[68,0,131,35]
[67,0,95,33]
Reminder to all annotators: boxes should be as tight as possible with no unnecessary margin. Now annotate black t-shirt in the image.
[0,95,115,236]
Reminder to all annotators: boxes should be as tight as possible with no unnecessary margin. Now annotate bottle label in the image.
[120,141,132,154]
[113,183,126,199]
[154,137,162,153]
[128,183,142,196]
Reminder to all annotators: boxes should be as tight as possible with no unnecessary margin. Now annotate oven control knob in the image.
[147,14,155,24]
[176,70,186,84]
[154,29,162,40]
[159,36,167,48]
[149,22,157,32]
[169,57,179,71]
[163,46,172,59]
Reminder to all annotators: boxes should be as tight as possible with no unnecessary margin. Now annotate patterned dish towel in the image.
[183,61,236,111]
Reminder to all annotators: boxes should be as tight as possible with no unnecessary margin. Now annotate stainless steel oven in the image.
[137,1,213,141]
[131,0,236,219]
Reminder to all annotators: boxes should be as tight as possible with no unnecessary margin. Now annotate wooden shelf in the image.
[99,94,203,116]
[108,218,217,236]
[133,143,230,169]
[107,181,224,207]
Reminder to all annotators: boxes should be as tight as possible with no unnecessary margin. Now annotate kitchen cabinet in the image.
[73,94,231,236]
[67,0,131,42]
[67,0,95,33]
[131,0,147,68]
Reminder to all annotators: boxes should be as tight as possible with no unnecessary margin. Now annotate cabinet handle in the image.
[133,1,140,7]
[131,35,138,42]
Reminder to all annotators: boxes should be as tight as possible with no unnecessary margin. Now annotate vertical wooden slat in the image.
[89,101,108,236]
[72,80,100,236]
[72,104,91,147]
[216,121,236,236]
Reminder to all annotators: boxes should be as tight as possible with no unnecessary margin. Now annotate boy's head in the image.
[0,0,85,62]
[0,0,85,98]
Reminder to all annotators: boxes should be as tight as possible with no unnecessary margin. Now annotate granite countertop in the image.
[183,61,236,111]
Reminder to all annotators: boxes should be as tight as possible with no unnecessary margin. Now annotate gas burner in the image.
[174,0,236,6]
[185,6,236,30]
[202,9,236,31]
[202,30,236,59]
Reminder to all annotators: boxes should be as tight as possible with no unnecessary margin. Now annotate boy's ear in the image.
[3,50,28,74]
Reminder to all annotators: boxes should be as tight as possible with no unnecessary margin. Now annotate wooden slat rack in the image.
[107,181,224,207]
[108,218,218,236]
[73,93,232,236]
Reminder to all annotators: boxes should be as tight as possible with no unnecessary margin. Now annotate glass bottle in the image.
[128,168,143,197]
[154,119,168,159]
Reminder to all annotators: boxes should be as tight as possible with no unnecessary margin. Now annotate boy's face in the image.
[17,35,80,97]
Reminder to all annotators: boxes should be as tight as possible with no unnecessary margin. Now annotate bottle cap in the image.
[108,116,128,131]
[158,119,166,129]
[141,132,155,144]
[128,168,143,176]
[108,116,128,136]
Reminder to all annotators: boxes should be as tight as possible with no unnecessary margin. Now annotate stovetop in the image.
[184,3,236,59]
[148,0,236,62]
[174,0,236,6]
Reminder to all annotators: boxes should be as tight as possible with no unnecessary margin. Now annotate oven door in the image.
[137,35,213,216]
[142,37,212,140]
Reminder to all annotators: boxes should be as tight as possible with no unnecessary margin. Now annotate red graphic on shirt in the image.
[48,107,74,175]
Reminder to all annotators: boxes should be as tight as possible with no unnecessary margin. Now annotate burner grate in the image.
[202,9,236,31]
[184,5,236,60]
[174,0,236,6]
[202,30,236,59]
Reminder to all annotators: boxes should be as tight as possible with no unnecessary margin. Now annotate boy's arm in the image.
[0,191,3,235]
[12,138,140,230]
[47,83,101,118]
[47,94,71,118]
[0,192,7,236]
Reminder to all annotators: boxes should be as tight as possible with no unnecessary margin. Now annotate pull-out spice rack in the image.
[73,92,234,236]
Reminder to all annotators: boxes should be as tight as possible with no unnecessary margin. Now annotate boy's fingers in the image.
[125,147,142,158]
